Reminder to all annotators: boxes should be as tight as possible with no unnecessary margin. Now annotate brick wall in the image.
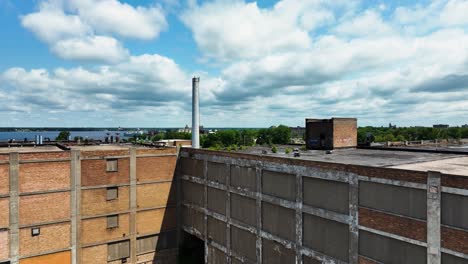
[81,186,130,216]
[19,192,70,225]
[81,159,130,187]
[0,230,8,261]
[82,245,107,264]
[333,118,357,148]
[81,214,130,245]
[19,222,71,256]
[136,156,176,182]
[137,182,175,209]
[19,162,70,193]
[0,164,9,195]
[136,208,176,236]
[0,198,9,228]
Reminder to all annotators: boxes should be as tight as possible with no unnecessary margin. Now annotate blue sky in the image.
[0,0,467,127]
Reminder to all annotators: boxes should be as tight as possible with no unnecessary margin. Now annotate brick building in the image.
[306,118,357,150]
[0,145,178,264]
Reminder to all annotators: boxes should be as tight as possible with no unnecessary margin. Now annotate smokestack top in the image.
[192,77,200,148]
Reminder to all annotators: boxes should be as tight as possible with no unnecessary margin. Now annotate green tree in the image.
[56,131,70,141]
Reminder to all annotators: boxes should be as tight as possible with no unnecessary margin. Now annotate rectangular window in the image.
[107,187,118,200]
[31,227,40,237]
[106,159,118,172]
[107,215,119,229]
[108,240,130,261]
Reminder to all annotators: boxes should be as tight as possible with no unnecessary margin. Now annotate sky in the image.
[0,0,467,128]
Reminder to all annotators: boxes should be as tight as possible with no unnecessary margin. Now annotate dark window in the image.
[108,240,130,261]
[107,215,119,229]
[106,159,118,172]
[107,187,118,201]
[31,227,40,237]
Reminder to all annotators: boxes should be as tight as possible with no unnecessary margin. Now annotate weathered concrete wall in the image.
[179,148,468,264]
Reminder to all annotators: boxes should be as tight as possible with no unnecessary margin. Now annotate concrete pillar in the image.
[295,174,303,264]
[348,173,359,264]
[427,171,441,264]
[225,164,232,264]
[130,148,137,263]
[255,168,263,264]
[203,160,208,264]
[71,150,81,264]
[192,77,200,149]
[9,153,19,264]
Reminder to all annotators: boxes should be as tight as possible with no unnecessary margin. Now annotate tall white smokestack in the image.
[192,77,200,148]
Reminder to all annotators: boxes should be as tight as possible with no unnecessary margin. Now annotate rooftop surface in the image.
[235,145,468,176]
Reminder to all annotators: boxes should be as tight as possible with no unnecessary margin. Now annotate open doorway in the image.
[178,232,204,264]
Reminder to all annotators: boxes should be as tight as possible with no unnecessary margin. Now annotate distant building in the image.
[177,125,191,133]
[433,124,449,128]
[290,126,305,139]
[305,117,357,150]
[462,124,468,128]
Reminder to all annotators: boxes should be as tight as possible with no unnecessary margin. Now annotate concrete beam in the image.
[427,171,441,264]
[255,168,263,264]
[9,152,19,264]
[71,149,81,264]
[348,173,359,264]
[225,163,232,264]
[129,147,137,264]
[295,173,303,264]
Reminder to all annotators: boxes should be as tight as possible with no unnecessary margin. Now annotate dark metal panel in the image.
[230,165,257,191]
[262,239,295,264]
[262,202,296,241]
[442,253,468,264]
[303,214,349,262]
[359,181,427,220]
[207,187,227,215]
[231,193,257,227]
[359,230,427,264]
[231,226,257,262]
[208,216,227,246]
[303,177,349,214]
[262,170,296,201]
[442,193,468,230]
[182,180,204,207]
[207,161,228,184]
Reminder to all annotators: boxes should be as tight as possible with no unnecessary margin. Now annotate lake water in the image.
[0,131,128,141]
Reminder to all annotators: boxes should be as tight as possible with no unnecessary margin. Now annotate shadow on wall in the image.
[150,161,179,264]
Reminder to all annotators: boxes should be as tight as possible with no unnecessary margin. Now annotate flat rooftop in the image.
[0,144,172,153]
[235,146,468,177]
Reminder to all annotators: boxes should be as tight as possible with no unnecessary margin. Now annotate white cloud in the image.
[69,0,167,40]
[334,10,394,37]
[21,1,90,43]
[51,36,129,63]
[181,1,312,61]
[20,0,168,63]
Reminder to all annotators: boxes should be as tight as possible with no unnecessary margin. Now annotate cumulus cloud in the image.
[69,0,167,40]
[51,36,129,63]
[20,0,167,63]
